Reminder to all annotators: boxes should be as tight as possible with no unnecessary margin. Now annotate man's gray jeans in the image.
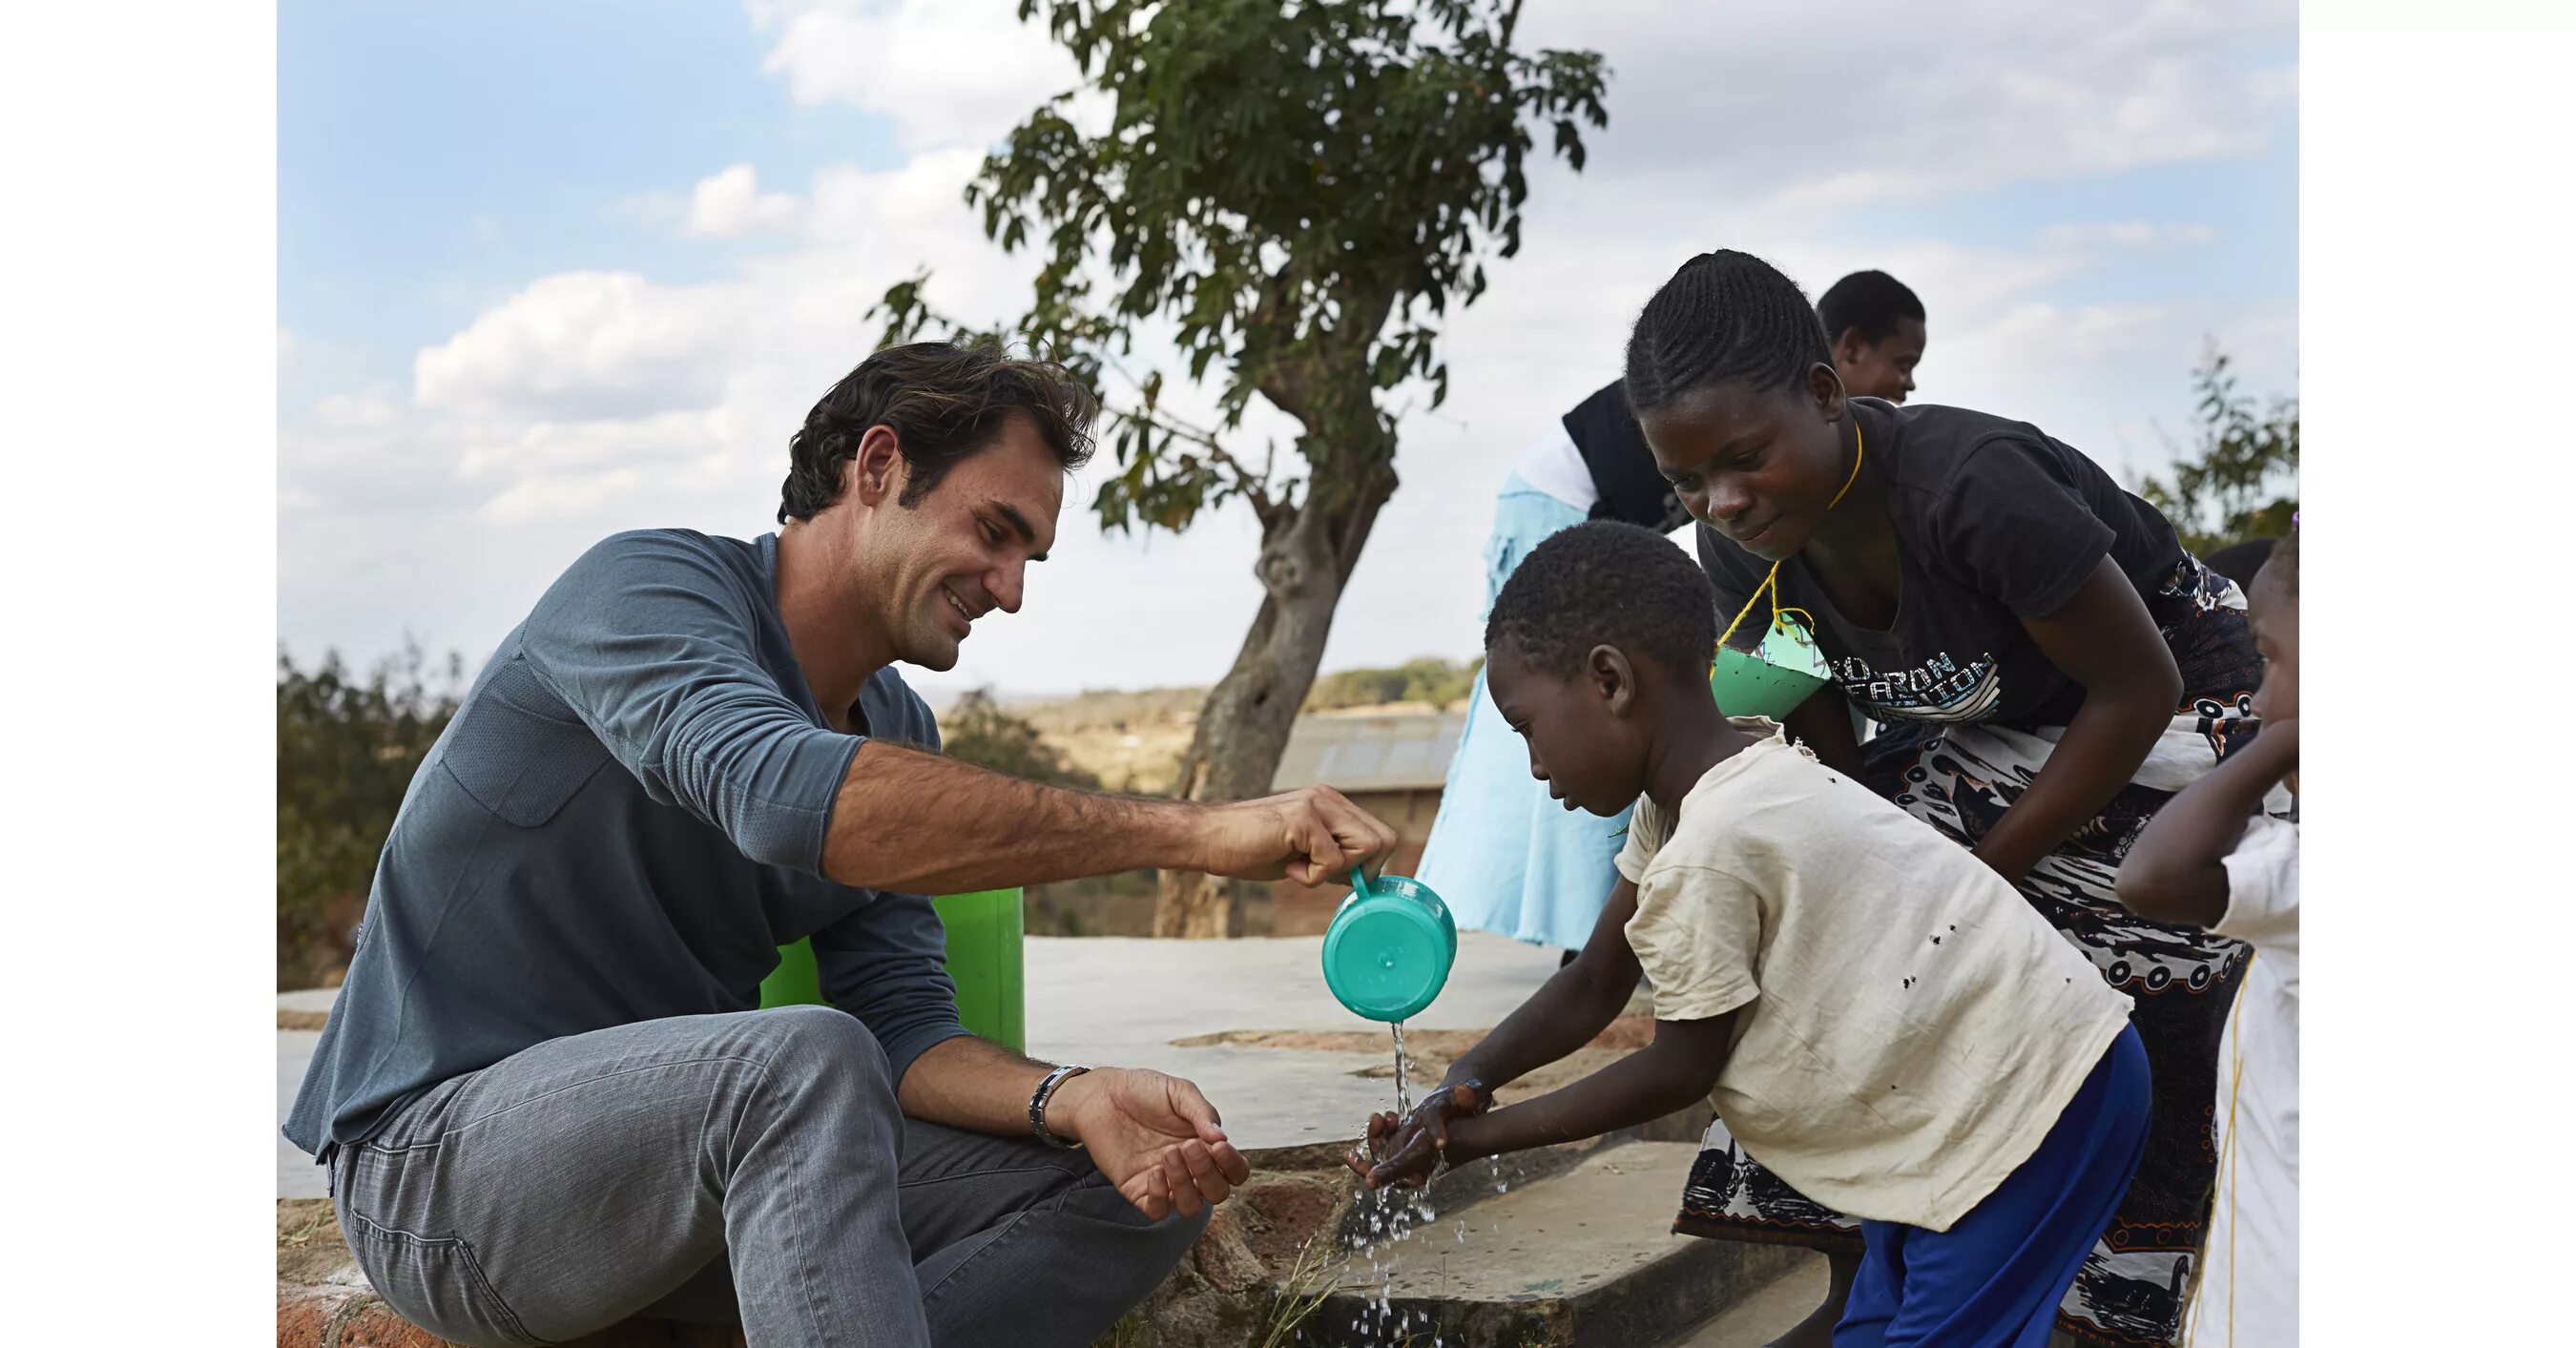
[325,1006,1209,1347]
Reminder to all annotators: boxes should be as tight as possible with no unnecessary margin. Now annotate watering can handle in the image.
[1349,867,1371,897]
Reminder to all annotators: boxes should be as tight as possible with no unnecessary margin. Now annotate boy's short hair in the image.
[1817,270,1926,347]
[1485,522,1717,680]
[2259,525,2299,598]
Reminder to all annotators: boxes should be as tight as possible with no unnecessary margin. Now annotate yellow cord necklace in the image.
[1716,422,1865,652]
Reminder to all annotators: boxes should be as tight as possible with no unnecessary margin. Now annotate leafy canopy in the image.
[878,0,1609,536]
[2141,343,2300,556]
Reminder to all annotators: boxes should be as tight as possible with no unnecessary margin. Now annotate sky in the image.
[278,0,2299,707]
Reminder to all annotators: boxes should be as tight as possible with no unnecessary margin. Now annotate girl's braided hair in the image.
[1623,250,1835,416]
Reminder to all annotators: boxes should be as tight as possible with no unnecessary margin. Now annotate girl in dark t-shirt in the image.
[1621,251,2279,1348]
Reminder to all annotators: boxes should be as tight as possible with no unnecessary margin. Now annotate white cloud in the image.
[1942,301,2174,372]
[2036,222,2220,250]
[410,150,1037,427]
[800,148,990,241]
[750,0,1083,151]
[478,457,744,526]
[1517,0,2296,213]
[414,271,743,419]
[310,388,404,432]
[684,164,803,237]
[456,408,727,482]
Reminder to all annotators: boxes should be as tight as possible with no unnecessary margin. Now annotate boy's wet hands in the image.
[1343,1081,1488,1191]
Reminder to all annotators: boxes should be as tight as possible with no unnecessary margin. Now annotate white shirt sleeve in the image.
[1624,863,1763,1023]
[1615,793,1670,884]
[2215,813,2300,953]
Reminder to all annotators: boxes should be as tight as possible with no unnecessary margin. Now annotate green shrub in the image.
[277,643,460,989]
[938,688,1102,790]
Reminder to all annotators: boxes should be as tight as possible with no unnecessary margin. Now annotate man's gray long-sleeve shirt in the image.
[285,529,968,1160]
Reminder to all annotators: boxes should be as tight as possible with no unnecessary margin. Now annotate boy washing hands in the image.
[1350,523,2150,1348]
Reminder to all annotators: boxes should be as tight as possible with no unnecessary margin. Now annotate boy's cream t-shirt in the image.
[1617,720,2132,1232]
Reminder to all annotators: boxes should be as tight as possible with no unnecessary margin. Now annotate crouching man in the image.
[285,340,1400,1347]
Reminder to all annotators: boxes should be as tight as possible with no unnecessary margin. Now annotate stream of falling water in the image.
[1390,1020,1412,1118]
[1341,1020,1444,1342]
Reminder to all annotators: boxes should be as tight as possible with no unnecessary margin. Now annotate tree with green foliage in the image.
[276,644,461,989]
[2141,342,2299,556]
[938,688,1103,791]
[877,0,1608,936]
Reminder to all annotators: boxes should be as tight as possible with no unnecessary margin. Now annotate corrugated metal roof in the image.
[1270,708,1467,793]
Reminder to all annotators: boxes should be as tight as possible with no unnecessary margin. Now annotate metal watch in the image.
[1030,1064,1091,1149]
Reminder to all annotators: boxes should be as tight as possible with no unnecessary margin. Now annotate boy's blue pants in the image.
[1836,1023,2151,1348]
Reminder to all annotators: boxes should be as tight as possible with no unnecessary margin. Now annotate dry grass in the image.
[1253,1237,1347,1348]
[940,686,1205,796]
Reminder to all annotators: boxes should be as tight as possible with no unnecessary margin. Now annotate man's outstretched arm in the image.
[818,738,1398,895]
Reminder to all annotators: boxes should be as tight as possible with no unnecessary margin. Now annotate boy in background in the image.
[2119,526,2300,1346]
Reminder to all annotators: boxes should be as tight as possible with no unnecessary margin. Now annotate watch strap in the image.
[1030,1064,1091,1149]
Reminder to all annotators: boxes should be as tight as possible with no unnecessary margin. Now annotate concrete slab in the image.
[279,988,342,1014]
[1307,1142,1808,1347]
[1669,1251,1826,1346]
[275,931,1568,1194]
[1334,1142,1711,1304]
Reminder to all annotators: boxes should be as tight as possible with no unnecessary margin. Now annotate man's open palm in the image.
[1059,1068,1252,1221]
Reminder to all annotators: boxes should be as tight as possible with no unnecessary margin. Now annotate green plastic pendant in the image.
[1711,613,1833,719]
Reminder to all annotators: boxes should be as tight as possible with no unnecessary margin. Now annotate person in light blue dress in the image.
[1415,379,1690,954]
[1421,273,1929,958]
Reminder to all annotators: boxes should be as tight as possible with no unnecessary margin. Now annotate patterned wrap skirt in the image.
[1673,557,2279,1348]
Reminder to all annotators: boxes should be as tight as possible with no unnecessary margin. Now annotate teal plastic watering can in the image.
[1320,869,1458,1023]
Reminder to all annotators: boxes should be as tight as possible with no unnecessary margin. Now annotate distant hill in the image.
[997,686,1207,797]
[928,657,1479,797]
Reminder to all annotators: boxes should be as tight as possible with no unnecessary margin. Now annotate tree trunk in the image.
[1151,452,1396,938]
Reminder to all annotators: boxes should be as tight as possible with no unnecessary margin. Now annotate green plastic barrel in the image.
[759,888,1026,1052]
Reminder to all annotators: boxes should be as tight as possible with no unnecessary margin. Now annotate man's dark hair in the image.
[1486,521,1717,680]
[1623,250,1832,415]
[2204,537,2277,592]
[1816,270,1926,347]
[777,339,1099,523]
